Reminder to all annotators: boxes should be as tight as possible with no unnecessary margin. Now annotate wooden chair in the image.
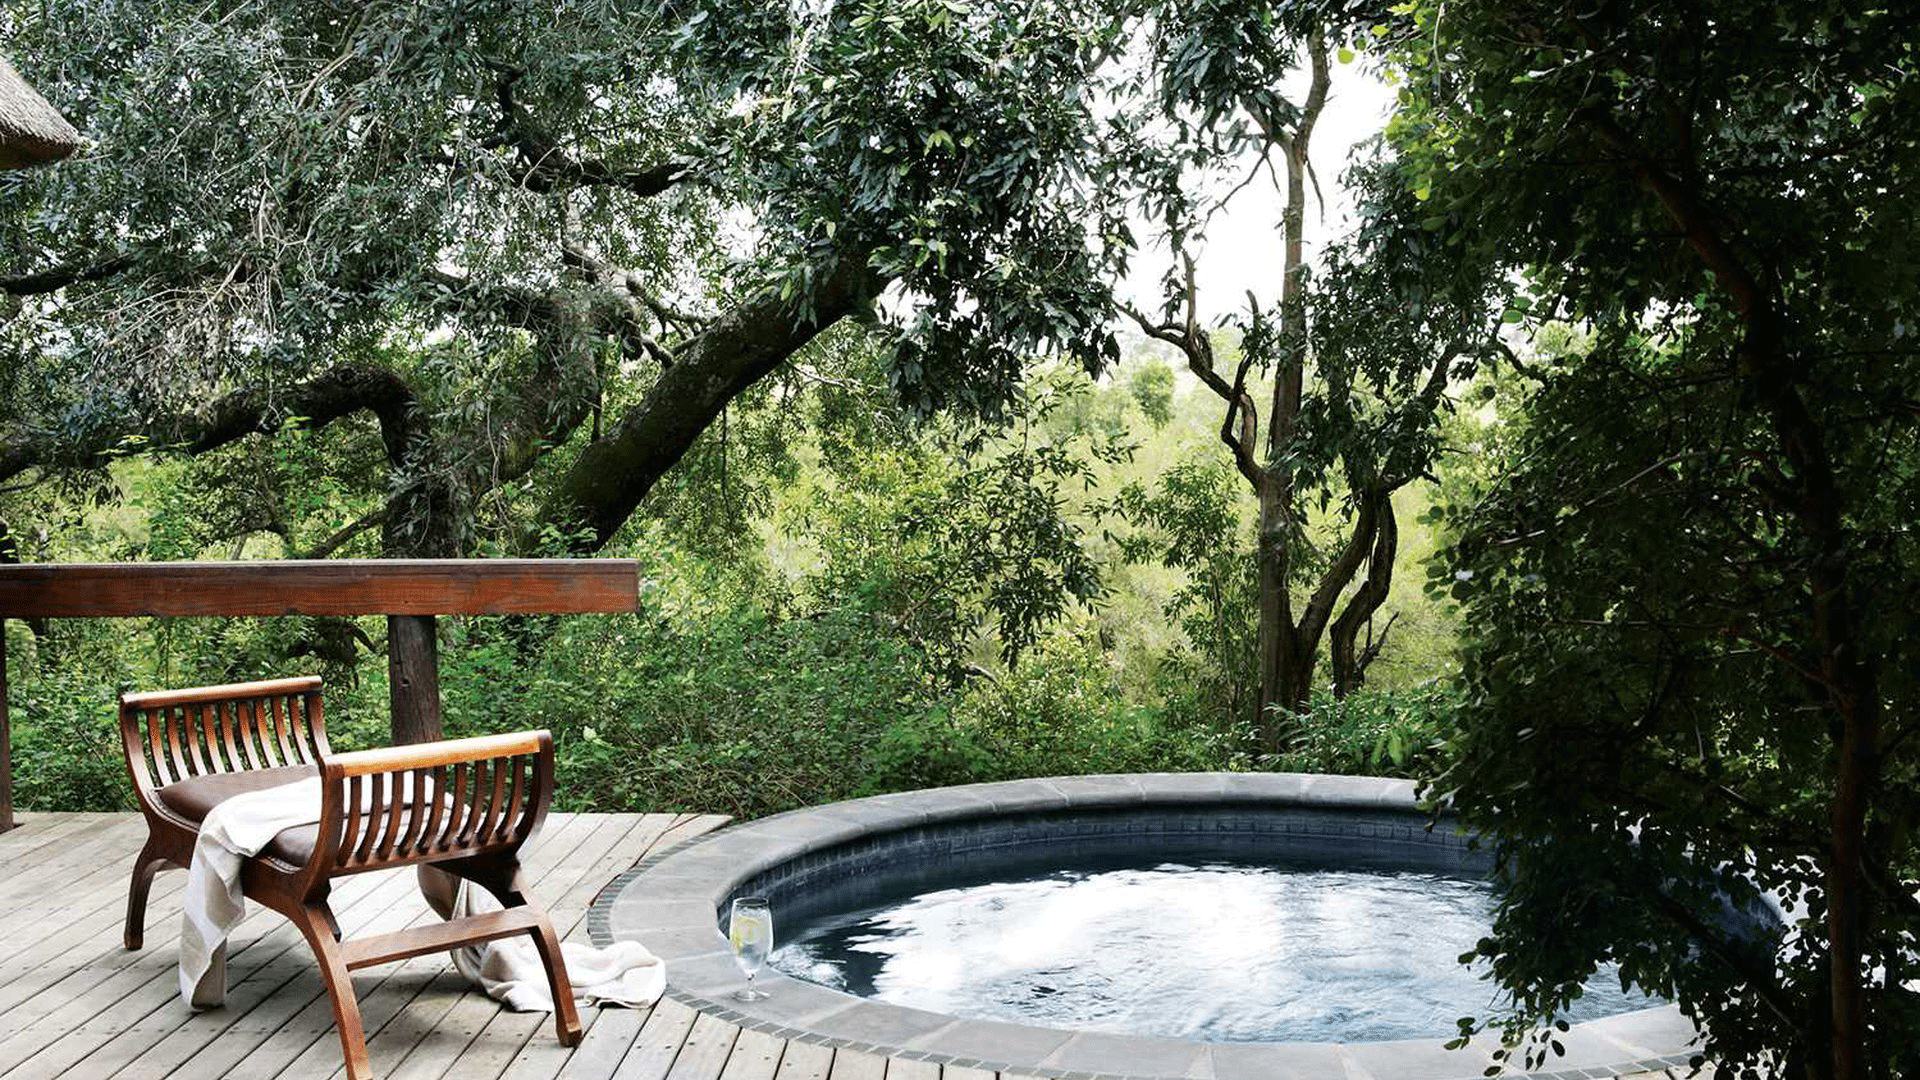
[119,676,584,1079]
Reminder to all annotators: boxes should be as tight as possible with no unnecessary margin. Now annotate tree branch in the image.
[0,253,137,296]
[1125,250,1267,484]
[481,65,690,199]
[1300,486,1381,650]
[298,506,390,559]
[0,360,420,488]
[541,247,887,551]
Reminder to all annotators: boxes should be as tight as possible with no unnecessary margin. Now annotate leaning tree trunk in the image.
[1330,489,1398,697]
[542,249,884,551]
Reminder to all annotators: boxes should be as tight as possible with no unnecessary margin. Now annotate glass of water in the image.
[728,896,773,1001]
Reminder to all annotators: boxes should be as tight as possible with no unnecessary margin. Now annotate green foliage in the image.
[1104,456,1258,727]
[1,0,1129,435]
[789,380,1127,675]
[1274,682,1458,779]
[749,0,1129,414]
[481,605,942,820]
[862,627,1252,793]
[4,663,130,813]
[1387,1,1920,1073]
[1127,359,1176,428]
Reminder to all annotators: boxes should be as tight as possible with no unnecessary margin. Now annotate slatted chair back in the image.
[118,676,328,800]
[308,731,553,884]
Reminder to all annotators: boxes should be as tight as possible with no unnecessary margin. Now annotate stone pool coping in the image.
[589,773,1701,1080]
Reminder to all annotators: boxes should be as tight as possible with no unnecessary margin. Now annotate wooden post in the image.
[387,614,443,745]
[1,617,12,832]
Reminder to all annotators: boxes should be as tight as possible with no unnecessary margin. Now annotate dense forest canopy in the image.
[2,0,1131,557]
[1398,2,1920,1077]
[4,1,1920,1077]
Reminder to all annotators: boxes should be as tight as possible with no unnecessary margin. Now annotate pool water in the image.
[768,861,1652,1043]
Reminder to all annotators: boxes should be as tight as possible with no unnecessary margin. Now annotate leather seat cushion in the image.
[154,764,319,864]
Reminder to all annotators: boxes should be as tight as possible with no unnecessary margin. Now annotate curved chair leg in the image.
[525,915,583,1046]
[125,840,168,951]
[464,861,582,1047]
[290,901,373,1080]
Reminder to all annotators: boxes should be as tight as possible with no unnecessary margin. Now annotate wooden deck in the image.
[0,813,1018,1080]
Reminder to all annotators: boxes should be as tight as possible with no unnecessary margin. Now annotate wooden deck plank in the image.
[882,1059,940,1080]
[933,1069,995,1080]
[432,1010,549,1080]
[603,997,699,1078]
[0,818,191,1019]
[825,1049,887,1080]
[380,979,529,1080]
[0,841,163,946]
[0,816,150,942]
[16,864,428,1079]
[660,1010,739,1080]
[41,854,421,1030]
[309,968,473,1080]
[771,1041,834,1080]
[0,813,125,874]
[0,814,846,1080]
[0,1026,121,1080]
[713,1029,784,1080]
[543,1007,649,1080]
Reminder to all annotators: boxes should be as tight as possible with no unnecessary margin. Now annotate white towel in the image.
[179,778,665,1013]
[419,867,666,1011]
[179,777,327,1007]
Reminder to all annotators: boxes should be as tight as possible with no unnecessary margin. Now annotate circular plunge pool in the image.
[593,774,1701,1080]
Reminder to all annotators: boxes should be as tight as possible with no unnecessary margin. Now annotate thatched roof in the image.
[0,55,80,169]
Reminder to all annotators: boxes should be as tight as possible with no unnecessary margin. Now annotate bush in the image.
[8,667,133,812]
[862,628,1254,792]
[449,604,945,819]
[1273,681,1460,779]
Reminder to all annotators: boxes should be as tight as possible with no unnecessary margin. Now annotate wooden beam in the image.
[0,559,640,618]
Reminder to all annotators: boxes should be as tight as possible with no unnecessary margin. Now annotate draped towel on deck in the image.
[180,780,665,1011]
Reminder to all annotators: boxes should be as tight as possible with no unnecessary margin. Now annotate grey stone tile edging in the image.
[587,773,1700,1080]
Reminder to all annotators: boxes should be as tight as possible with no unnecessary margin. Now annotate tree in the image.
[1397,2,1920,1076]
[1126,355,1175,428]
[1111,4,1498,745]
[1,0,1128,560]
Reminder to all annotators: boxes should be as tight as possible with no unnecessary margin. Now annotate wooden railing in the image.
[0,559,640,831]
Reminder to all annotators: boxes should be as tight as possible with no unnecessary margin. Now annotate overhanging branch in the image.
[1,253,137,296]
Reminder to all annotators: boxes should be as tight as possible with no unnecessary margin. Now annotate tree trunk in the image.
[1330,490,1398,696]
[1254,478,1303,747]
[1252,43,1330,743]
[543,250,884,552]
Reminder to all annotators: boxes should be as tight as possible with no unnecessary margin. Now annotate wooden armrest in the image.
[314,730,554,877]
[323,731,549,777]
